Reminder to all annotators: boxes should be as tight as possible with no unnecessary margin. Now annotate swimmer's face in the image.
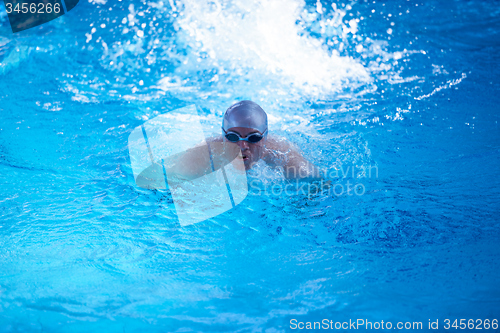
[224,127,266,170]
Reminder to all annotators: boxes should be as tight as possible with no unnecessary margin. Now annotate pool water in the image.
[0,0,499,331]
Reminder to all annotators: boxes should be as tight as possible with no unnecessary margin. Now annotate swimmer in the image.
[167,100,321,181]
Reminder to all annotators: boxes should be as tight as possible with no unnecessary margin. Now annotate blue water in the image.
[1,0,499,332]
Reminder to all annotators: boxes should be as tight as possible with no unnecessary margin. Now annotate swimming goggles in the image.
[222,127,268,143]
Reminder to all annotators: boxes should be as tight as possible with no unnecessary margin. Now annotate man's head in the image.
[222,100,268,170]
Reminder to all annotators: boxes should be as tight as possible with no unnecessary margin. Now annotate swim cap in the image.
[222,100,268,134]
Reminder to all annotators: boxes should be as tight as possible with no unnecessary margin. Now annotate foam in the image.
[165,0,373,99]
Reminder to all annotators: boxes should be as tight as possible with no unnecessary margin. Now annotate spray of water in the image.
[155,0,392,103]
[163,0,373,99]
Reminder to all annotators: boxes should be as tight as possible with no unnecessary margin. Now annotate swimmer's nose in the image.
[237,140,250,150]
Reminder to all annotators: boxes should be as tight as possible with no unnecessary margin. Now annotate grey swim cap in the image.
[222,100,268,134]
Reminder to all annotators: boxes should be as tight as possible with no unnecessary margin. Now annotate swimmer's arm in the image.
[164,137,235,182]
[164,143,213,181]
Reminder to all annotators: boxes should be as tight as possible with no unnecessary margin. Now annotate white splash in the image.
[163,0,373,98]
[415,73,467,100]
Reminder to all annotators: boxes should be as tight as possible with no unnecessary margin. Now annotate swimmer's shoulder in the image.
[206,135,223,143]
[265,135,298,153]
[262,135,299,166]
